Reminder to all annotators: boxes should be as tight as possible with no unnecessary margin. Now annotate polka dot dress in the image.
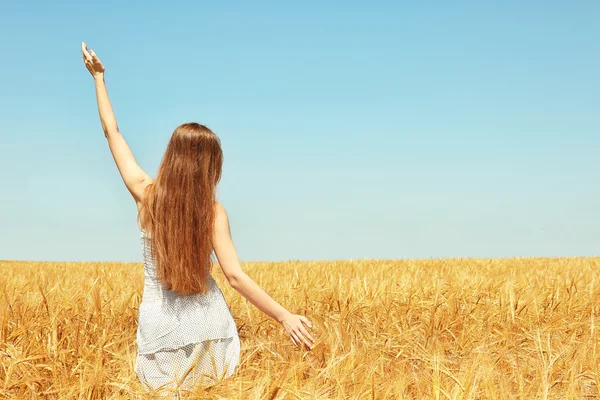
[135,229,240,396]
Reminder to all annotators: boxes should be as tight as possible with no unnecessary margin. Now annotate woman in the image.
[81,42,316,395]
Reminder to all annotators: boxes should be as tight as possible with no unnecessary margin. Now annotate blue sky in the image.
[1,1,598,262]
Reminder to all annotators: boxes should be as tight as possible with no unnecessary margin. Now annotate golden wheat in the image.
[1,257,599,399]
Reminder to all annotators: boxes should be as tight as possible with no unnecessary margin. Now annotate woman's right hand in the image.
[279,312,316,350]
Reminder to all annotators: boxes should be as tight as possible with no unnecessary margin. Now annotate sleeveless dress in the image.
[134,228,241,393]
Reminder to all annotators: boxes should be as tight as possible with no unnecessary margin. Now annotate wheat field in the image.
[1,257,599,399]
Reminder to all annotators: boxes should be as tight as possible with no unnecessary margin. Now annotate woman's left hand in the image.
[81,42,105,78]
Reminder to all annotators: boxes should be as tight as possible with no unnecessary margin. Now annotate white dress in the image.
[135,229,241,394]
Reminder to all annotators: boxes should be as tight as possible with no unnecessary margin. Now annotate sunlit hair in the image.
[138,122,223,295]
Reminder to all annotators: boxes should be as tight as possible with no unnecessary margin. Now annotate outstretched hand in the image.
[81,42,105,78]
[280,313,316,350]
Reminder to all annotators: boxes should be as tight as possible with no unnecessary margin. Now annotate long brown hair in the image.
[139,122,223,295]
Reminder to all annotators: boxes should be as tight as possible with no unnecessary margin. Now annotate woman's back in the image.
[135,227,241,393]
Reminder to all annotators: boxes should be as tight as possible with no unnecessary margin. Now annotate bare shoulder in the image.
[214,201,226,214]
[213,202,230,230]
[214,202,228,221]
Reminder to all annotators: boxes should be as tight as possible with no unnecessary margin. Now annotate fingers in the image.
[289,333,299,347]
[299,331,313,349]
[300,315,313,329]
[284,314,316,350]
[81,42,92,61]
[292,328,313,350]
[298,315,316,344]
[292,331,307,349]
[298,324,316,345]
[289,330,303,349]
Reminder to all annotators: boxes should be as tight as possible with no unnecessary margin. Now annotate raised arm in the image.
[81,42,152,204]
[212,203,316,350]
